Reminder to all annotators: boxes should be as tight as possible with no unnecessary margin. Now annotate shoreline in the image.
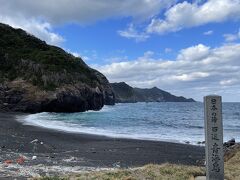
[16,113,204,146]
[0,112,205,178]
[15,110,206,145]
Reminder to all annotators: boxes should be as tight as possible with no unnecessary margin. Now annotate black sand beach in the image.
[0,113,205,178]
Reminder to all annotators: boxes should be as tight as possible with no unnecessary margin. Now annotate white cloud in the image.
[165,48,172,53]
[204,30,213,35]
[82,56,90,62]
[147,0,240,34]
[0,0,175,25]
[223,28,240,42]
[2,0,240,43]
[142,51,155,58]
[223,34,239,42]
[94,43,240,101]
[0,0,176,44]
[73,50,99,63]
[118,24,149,42]
[53,49,93,62]
[220,79,238,86]
[177,44,210,61]
[0,16,64,46]
[170,72,210,81]
[65,49,81,57]
[105,56,129,63]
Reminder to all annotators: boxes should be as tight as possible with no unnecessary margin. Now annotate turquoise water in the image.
[18,102,240,144]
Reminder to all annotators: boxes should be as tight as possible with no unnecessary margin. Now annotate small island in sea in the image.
[0,3,240,178]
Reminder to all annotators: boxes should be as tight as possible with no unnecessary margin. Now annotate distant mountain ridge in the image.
[110,82,195,103]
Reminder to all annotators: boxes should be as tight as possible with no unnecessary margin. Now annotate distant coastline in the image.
[111,82,195,103]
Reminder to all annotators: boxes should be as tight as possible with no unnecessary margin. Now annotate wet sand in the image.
[0,113,204,178]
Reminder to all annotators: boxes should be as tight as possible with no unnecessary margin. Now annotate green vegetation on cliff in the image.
[0,23,102,90]
[0,23,114,113]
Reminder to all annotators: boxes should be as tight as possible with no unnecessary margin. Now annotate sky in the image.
[0,0,240,102]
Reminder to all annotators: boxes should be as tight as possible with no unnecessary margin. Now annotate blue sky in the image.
[1,0,240,101]
[57,20,239,64]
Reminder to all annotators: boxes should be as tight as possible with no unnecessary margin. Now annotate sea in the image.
[17,102,240,145]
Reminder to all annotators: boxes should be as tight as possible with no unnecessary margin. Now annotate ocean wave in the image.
[15,102,240,145]
[185,125,203,129]
[16,113,204,145]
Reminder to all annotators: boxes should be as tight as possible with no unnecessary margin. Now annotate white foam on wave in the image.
[16,112,205,145]
[14,102,240,145]
[84,105,114,113]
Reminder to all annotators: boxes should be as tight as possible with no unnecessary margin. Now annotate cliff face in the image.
[111,82,195,103]
[110,82,136,103]
[0,23,114,113]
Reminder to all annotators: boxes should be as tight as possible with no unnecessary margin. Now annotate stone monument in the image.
[204,95,224,180]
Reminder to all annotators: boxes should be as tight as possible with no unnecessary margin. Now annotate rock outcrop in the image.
[111,82,195,103]
[0,23,114,113]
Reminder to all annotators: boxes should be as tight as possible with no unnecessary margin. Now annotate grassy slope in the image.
[225,148,240,179]
[36,146,240,180]
[69,164,204,180]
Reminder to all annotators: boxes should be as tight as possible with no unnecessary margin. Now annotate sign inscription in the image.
[204,95,224,180]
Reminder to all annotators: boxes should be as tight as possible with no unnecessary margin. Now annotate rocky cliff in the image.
[0,23,115,113]
[111,82,195,103]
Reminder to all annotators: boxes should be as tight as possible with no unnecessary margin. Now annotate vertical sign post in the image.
[204,95,224,180]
